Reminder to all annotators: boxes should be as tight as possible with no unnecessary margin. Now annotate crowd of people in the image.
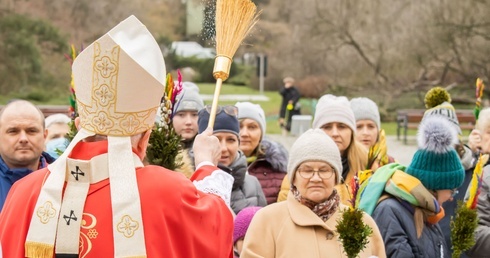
[0,15,489,258]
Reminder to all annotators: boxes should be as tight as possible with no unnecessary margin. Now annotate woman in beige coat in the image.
[241,129,385,258]
[277,95,368,205]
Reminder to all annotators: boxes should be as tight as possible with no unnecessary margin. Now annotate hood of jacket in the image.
[257,138,288,172]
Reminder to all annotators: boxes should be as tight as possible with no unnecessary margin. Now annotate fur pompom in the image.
[417,116,458,153]
[424,87,451,108]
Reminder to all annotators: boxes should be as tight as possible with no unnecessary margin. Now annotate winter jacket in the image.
[466,165,490,257]
[440,166,474,258]
[248,138,288,204]
[279,86,301,120]
[372,197,449,258]
[279,86,301,131]
[219,151,267,214]
[0,152,55,211]
[241,192,386,258]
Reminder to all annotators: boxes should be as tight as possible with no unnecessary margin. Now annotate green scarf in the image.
[357,163,441,217]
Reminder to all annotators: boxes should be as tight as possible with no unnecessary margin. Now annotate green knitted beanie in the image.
[406,116,464,190]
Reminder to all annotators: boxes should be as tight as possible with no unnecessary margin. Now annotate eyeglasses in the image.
[297,167,335,179]
[199,105,238,117]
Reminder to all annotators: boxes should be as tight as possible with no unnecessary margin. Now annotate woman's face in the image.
[293,161,336,203]
[355,120,378,148]
[214,132,239,167]
[171,111,199,141]
[320,122,352,156]
[239,118,262,157]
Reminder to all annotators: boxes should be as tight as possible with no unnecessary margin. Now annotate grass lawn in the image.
[198,83,320,135]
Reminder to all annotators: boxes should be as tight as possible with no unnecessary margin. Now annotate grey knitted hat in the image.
[312,94,356,132]
[173,82,204,114]
[350,97,381,129]
[287,129,342,184]
[235,101,266,138]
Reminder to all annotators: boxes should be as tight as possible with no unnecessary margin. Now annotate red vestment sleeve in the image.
[0,165,234,258]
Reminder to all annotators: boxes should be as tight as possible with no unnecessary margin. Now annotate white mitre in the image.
[25,15,165,258]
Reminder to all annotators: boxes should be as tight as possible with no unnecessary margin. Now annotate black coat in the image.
[279,86,301,119]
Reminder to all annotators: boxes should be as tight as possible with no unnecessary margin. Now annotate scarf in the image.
[246,155,257,165]
[357,163,443,224]
[292,186,340,222]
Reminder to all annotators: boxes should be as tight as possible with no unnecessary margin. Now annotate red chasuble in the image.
[0,141,233,258]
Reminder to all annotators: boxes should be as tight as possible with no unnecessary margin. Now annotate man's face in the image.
[0,105,47,169]
[172,110,199,141]
[46,123,70,143]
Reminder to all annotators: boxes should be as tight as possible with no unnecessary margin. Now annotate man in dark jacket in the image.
[0,100,54,211]
[278,77,301,136]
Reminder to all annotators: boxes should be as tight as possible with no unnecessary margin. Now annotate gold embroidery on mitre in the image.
[77,42,156,136]
[36,201,57,224]
[116,215,140,238]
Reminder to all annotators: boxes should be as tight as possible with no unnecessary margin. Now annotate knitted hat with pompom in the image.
[406,116,464,190]
[423,87,461,135]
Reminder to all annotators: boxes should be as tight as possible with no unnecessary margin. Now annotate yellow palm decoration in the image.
[367,129,389,170]
[475,78,485,119]
[450,153,488,257]
[467,154,488,209]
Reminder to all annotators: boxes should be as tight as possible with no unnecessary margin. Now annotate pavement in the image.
[267,134,419,166]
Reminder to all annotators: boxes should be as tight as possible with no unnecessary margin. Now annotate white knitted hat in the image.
[45,113,71,128]
[173,82,204,114]
[312,94,356,132]
[235,102,266,137]
[350,97,381,129]
[287,129,342,184]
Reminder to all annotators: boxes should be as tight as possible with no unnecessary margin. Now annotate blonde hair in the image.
[347,136,368,174]
[335,130,368,205]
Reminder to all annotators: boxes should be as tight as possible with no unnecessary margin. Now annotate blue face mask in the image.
[45,137,69,159]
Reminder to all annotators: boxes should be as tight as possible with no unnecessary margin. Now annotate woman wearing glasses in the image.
[241,129,385,258]
[198,105,267,215]
[277,95,368,204]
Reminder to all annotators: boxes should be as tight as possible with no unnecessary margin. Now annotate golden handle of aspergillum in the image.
[213,55,232,81]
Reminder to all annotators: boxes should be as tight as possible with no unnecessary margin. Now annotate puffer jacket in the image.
[248,138,288,204]
[373,197,449,258]
[219,151,267,214]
